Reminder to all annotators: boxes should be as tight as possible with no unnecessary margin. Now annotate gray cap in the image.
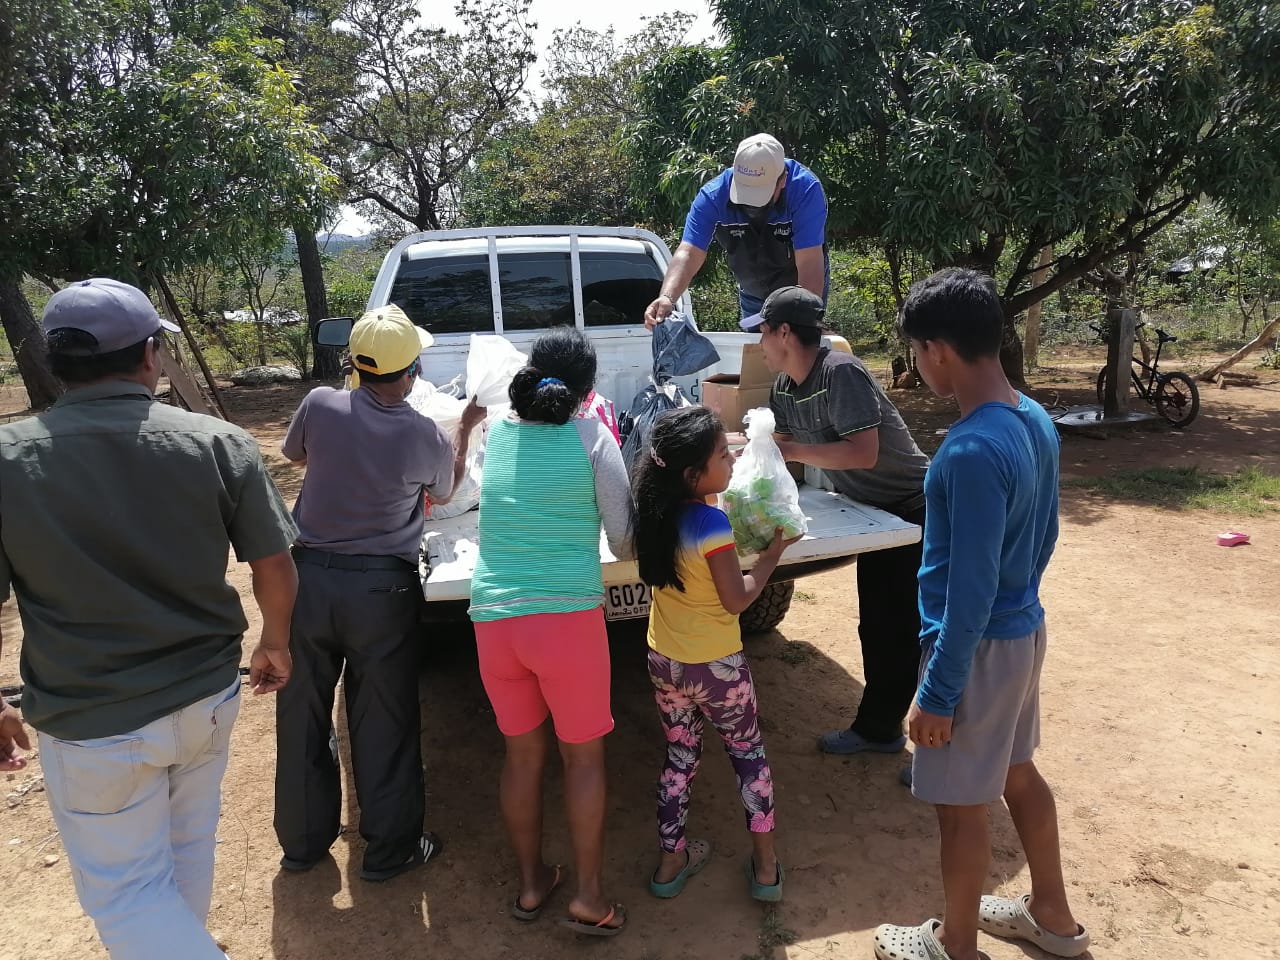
[42,278,178,354]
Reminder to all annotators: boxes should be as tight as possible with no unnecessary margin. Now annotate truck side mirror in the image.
[315,316,354,347]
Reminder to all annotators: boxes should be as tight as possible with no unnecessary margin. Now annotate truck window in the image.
[389,254,495,334]
[497,252,574,330]
[580,251,663,327]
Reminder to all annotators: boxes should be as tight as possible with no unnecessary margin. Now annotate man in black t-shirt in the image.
[745,287,930,755]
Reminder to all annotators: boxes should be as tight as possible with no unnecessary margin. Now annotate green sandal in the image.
[649,838,713,899]
[747,856,784,902]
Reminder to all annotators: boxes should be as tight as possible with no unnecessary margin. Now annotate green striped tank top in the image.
[468,417,603,621]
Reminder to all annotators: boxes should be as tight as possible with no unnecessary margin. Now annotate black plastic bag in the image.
[652,314,720,378]
[620,379,694,476]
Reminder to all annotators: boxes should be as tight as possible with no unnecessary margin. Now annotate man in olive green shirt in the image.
[0,278,299,960]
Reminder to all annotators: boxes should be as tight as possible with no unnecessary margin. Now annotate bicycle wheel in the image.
[1095,367,1108,405]
[1155,372,1200,428]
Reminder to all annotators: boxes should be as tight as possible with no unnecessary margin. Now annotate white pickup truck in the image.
[319,226,920,632]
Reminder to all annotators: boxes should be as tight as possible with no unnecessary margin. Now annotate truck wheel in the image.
[740,581,795,634]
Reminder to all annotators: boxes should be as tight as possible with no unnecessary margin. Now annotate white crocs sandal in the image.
[872,919,972,960]
[978,894,1090,958]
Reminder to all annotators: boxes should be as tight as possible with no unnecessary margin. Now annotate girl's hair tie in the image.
[538,377,564,389]
[650,448,666,468]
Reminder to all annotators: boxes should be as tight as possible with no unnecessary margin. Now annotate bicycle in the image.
[1089,321,1200,428]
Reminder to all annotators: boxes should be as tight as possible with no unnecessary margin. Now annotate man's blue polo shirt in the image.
[681,157,828,303]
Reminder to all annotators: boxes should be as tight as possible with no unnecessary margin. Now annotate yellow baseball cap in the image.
[348,305,432,386]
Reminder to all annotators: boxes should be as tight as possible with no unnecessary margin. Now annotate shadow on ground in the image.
[268,615,1032,960]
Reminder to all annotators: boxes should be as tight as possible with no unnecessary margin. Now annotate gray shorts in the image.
[911,622,1048,806]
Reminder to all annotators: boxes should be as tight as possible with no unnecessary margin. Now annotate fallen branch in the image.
[1198,312,1280,382]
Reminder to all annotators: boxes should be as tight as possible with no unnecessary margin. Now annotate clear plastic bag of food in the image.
[720,407,808,554]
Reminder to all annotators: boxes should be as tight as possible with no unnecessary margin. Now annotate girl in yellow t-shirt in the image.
[631,405,798,903]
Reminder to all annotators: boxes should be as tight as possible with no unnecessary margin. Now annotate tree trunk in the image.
[0,272,62,409]
[999,304,1026,385]
[295,221,337,379]
[1197,307,1280,382]
[1022,245,1053,370]
[1103,307,1136,418]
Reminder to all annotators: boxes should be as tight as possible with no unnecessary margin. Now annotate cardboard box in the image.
[739,343,772,388]
[701,374,771,433]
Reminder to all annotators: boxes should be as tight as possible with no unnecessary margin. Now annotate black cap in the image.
[740,286,826,332]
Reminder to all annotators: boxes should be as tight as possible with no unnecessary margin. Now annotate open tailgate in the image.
[421,486,920,604]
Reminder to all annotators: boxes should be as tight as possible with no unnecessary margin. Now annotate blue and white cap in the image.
[729,133,786,206]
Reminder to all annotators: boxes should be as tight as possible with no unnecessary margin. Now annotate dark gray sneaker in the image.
[360,832,443,882]
[817,728,908,755]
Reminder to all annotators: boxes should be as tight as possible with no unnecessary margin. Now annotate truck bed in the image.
[420,485,921,604]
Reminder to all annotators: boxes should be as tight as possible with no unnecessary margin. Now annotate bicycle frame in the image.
[1126,337,1167,402]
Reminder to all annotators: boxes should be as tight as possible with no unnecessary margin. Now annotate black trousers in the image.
[849,504,927,744]
[274,556,425,872]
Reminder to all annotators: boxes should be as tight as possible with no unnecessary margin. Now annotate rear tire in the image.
[1155,372,1200,428]
[1095,366,1108,406]
[740,581,794,634]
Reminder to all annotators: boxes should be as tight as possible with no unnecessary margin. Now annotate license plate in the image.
[604,581,651,621]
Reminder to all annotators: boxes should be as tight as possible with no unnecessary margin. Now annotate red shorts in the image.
[474,608,614,743]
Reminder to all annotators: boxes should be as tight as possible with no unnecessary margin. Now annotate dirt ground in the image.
[1,356,1277,960]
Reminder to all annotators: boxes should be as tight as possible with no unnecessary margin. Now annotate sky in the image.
[328,0,718,235]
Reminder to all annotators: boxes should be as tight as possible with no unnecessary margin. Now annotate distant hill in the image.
[282,232,376,257]
[317,232,376,254]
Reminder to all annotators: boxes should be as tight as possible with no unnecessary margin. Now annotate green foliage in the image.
[322,244,384,318]
[1067,466,1280,515]
[459,15,696,228]
[0,0,334,284]
[334,0,536,231]
[629,0,1280,376]
[275,323,311,375]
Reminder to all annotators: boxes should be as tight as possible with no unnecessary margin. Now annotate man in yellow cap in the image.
[274,305,484,881]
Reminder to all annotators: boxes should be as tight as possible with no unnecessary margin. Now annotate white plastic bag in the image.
[405,378,464,434]
[405,379,484,519]
[720,407,808,555]
[465,334,527,407]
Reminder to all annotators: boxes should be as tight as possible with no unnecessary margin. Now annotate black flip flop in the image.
[558,903,627,938]
[511,864,565,922]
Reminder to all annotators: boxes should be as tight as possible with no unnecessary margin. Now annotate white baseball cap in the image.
[729,133,786,206]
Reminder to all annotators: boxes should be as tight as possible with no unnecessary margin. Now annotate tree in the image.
[233,249,295,366]
[630,0,1280,382]
[259,0,365,377]
[335,0,536,231]
[0,0,333,406]
[460,15,695,227]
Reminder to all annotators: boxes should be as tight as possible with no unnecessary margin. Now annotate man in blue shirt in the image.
[644,133,828,327]
[872,269,1089,960]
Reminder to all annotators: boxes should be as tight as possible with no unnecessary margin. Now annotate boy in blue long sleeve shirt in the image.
[873,270,1090,960]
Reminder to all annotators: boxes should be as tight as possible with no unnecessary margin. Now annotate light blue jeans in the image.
[38,677,241,960]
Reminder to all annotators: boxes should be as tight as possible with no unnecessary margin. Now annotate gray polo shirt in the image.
[282,386,455,563]
[0,381,299,740]
[771,347,929,514]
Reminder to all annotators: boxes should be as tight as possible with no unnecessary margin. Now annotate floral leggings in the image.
[648,649,775,853]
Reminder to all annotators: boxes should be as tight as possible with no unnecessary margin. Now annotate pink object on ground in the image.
[1216,531,1250,547]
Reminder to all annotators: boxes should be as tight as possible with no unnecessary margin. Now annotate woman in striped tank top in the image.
[468,327,633,937]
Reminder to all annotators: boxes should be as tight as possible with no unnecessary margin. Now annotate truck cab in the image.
[321,226,920,631]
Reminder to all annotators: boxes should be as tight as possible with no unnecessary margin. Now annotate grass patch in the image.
[1067,465,1280,514]
[777,644,812,666]
[794,589,816,602]
[741,908,799,960]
